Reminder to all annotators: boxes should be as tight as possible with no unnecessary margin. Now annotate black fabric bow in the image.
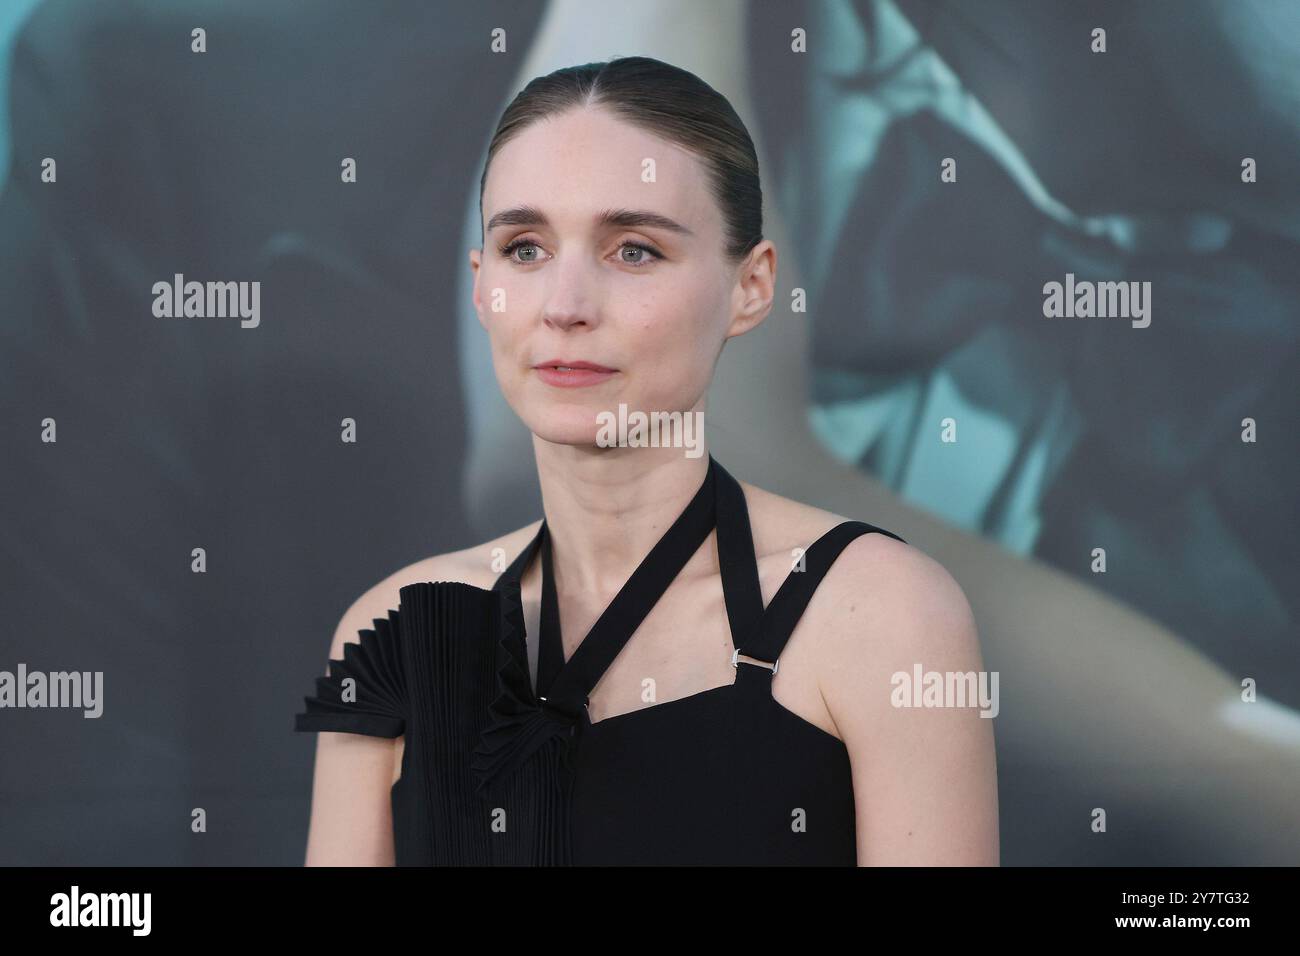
[469,577,581,802]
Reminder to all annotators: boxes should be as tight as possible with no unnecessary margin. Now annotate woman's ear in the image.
[726,239,777,339]
[468,247,487,329]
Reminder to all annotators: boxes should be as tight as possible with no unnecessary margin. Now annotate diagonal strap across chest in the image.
[492,455,908,716]
[537,459,720,713]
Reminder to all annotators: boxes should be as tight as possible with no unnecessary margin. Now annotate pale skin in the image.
[302,101,999,866]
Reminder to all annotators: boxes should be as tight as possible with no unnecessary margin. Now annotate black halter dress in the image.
[295,456,905,865]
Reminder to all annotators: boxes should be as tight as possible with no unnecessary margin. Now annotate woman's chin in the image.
[537,430,614,450]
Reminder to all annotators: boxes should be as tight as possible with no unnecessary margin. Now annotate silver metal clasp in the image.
[731,647,779,675]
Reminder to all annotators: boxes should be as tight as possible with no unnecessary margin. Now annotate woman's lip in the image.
[533,366,618,388]
[533,360,615,372]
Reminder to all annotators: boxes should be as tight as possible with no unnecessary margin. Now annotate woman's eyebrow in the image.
[596,208,695,236]
[486,205,694,237]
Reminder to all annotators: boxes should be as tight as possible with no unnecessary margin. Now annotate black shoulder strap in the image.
[736,520,906,667]
[712,459,765,647]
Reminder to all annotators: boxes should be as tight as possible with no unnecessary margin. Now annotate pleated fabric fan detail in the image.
[294,578,575,864]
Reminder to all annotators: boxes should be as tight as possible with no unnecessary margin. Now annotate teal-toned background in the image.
[1,0,1295,865]
[0,0,43,182]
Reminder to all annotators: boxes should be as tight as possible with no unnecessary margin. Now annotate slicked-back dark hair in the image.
[479,55,763,263]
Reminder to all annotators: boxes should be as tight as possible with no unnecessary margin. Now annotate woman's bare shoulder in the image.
[738,477,977,683]
[325,520,542,660]
[737,477,909,563]
[736,476,935,608]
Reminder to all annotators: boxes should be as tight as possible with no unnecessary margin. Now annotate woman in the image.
[454,1,1300,867]
[295,56,999,866]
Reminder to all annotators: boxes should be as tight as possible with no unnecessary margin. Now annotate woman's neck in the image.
[532,440,711,597]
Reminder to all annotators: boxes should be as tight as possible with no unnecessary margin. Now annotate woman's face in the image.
[470,106,772,448]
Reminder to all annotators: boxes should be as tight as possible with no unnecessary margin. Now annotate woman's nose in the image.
[540,256,599,331]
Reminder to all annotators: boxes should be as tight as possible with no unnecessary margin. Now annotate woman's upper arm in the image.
[302,586,404,866]
[820,536,1001,866]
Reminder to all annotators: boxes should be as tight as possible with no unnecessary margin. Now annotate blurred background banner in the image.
[0,0,1296,865]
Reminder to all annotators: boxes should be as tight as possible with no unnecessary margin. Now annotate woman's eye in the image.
[616,242,663,267]
[497,239,662,267]
[499,239,545,263]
